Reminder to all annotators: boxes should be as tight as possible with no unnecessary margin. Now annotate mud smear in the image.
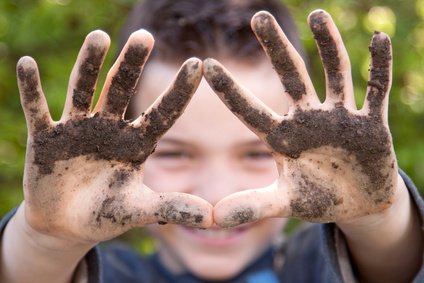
[290,174,342,219]
[33,114,155,174]
[205,64,275,133]
[367,32,391,116]
[154,201,203,226]
[32,113,50,132]
[105,44,149,116]
[108,169,131,189]
[17,66,40,104]
[253,13,306,101]
[72,46,106,111]
[95,196,133,227]
[309,11,344,97]
[223,207,257,227]
[143,64,196,138]
[266,107,393,203]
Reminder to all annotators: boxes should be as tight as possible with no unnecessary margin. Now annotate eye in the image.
[150,140,198,172]
[239,148,275,172]
[242,150,273,160]
[149,148,196,171]
[153,150,192,160]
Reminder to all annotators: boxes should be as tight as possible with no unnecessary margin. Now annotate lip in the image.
[180,224,252,247]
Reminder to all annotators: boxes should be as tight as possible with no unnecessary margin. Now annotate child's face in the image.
[135,59,288,280]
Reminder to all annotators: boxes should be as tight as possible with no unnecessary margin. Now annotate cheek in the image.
[143,158,195,192]
[238,162,279,189]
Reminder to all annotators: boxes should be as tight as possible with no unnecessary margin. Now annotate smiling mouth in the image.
[182,224,252,243]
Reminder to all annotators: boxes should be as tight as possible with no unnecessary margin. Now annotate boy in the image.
[1,0,423,282]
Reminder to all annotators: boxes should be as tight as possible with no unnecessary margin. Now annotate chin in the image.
[186,255,247,281]
[151,218,287,280]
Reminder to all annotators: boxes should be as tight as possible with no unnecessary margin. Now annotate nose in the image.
[193,158,240,206]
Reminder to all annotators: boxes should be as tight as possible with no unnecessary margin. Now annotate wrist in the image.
[335,173,424,283]
[1,204,94,283]
[17,203,96,253]
[336,173,408,238]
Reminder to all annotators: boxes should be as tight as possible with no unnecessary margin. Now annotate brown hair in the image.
[121,0,306,118]
[119,0,306,64]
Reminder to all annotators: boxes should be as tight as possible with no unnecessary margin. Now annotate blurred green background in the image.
[0,0,423,250]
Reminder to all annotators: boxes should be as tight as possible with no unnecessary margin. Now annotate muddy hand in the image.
[17,30,212,243]
[204,10,397,227]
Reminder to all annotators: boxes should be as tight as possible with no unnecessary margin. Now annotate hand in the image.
[17,30,212,244]
[204,10,397,227]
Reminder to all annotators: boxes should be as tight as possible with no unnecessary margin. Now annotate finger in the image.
[17,56,53,133]
[362,32,392,123]
[62,30,110,120]
[214,182,288,228]
[94,29,153,118]
[134,58,202,139]
[308,10,355,109]
[251,11,319,108]
[203,58,280,138]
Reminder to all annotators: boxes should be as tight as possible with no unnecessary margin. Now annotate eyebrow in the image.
[158,137,267,147]
[239,139,268,147]
[157,138,189,146]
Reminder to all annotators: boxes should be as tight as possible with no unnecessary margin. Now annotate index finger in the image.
[134,58,203,140]
[203,58,280,138]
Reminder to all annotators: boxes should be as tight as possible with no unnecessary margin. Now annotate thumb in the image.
[213,181,289,228]
[128,187,214,229]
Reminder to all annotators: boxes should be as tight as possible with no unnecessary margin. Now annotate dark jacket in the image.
[1,170,423,282]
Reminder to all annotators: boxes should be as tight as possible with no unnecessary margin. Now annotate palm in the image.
[206,10,397,226]
[273,106,395,221]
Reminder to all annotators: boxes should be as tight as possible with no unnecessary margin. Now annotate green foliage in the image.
[0,0,423,222]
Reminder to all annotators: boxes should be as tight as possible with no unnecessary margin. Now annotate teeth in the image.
[194,229,235,239]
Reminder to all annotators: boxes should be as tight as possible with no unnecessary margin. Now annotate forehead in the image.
[133,59,289,147]
[134,59,288,116]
